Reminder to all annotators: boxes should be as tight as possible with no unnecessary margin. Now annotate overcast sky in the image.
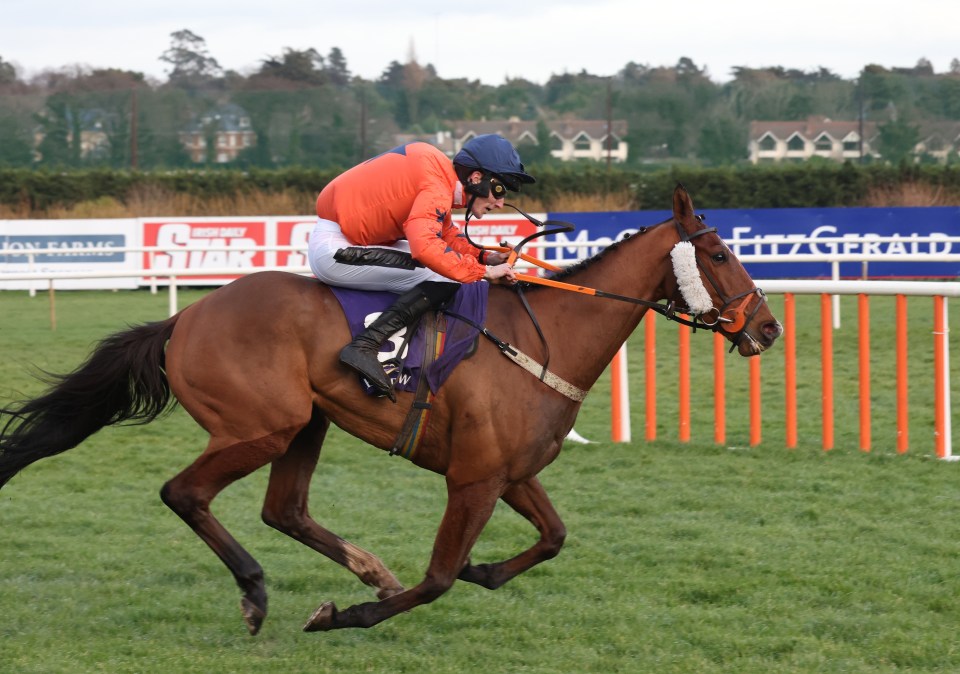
[4,0,959,85]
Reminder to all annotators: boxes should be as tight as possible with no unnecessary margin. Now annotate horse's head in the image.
[666,184,782,356]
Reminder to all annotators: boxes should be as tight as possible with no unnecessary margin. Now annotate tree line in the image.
[1,29,959,171]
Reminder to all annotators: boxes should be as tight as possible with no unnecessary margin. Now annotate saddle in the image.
[329,283,489,457]
[329,282,488,395]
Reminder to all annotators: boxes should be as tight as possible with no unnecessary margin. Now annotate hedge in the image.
[3,163,960,212]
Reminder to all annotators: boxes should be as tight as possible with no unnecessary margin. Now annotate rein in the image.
[466,204,768,352]
[467,207,731,332]
[460,202,769,396]
[466,207,686,327]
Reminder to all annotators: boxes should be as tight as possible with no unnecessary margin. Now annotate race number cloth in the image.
[330,281,489,394]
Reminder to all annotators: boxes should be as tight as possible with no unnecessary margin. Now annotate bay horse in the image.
[0,185,781,634]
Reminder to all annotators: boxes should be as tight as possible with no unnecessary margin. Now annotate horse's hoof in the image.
[240,597,266,636]
[303,601,337,632]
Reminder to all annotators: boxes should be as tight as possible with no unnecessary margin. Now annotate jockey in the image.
[309,134,536,400]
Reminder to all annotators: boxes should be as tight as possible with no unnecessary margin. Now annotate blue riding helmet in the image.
[453,134,536,192]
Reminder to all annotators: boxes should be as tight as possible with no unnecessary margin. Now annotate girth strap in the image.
[498,344,588,402]
[443,310,588,403]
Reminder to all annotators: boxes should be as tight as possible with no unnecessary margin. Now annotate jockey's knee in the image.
[417,281,459,306]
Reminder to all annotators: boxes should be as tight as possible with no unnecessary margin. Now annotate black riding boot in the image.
[339,283,455,402]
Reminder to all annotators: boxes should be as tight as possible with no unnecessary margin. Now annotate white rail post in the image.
[168,277,178,317]
[832,261,841,329]
[942,298,954,460]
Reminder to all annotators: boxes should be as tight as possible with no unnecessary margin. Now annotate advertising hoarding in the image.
[2,206,956,292]
[140,218,268,284]
[0,219,140,289]
[547,207,960,279]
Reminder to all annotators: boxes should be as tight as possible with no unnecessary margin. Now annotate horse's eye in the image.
[711,252,727,263]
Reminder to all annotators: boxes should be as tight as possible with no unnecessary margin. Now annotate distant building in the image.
[32,108,114,161]
[748,116,879,164]
[391,131,459,156]
[180,103,256,163]
[395,118,629,163]
[913,121,960,163]
[749,115,960,164]
[75,109,113,160]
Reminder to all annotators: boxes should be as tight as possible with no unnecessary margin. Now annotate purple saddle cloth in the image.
[330,282,489,394]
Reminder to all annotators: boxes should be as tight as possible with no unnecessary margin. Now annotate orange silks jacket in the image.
[316,142,485,283]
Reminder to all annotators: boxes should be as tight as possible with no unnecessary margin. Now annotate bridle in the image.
[676,215,768,353]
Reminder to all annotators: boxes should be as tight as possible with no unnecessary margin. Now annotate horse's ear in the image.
[672,183,694,221]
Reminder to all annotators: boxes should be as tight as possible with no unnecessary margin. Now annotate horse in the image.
[0,184,782,634]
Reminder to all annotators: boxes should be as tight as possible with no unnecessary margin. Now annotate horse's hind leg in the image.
[160,429,296,636]
[458,476,567,589]
[260,411,405,600]
[304,476,502,631]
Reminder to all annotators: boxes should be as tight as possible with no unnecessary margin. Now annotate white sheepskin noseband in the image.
[669,241,713,315]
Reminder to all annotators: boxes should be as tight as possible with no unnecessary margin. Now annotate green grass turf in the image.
[0,288,959,673]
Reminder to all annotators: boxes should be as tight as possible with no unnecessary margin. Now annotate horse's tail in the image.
[0,316,180,489]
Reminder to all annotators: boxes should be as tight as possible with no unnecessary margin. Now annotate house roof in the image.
[451,118,627,142]
[185,102,252,133]
[917,120,960,144]
[749,115,877,141]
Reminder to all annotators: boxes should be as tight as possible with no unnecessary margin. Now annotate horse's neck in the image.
[525,227,673,388]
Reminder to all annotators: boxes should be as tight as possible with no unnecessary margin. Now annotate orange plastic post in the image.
[713,331,726,445]
[644,314,657,442]
[934,296,946,458]
[784,293,797,449]
[678,320,690,442]
[750,356,762,446]
[896,295,909,453]
[821,294,834,451]
[858,294,871,452]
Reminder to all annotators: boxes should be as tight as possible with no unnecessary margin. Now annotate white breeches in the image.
[308,218,452,293]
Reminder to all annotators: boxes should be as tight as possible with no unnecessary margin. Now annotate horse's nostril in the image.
[763,322,784,340]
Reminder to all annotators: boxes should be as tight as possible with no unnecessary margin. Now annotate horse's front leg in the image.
[303,476,502,631]
[458,476,566,589]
